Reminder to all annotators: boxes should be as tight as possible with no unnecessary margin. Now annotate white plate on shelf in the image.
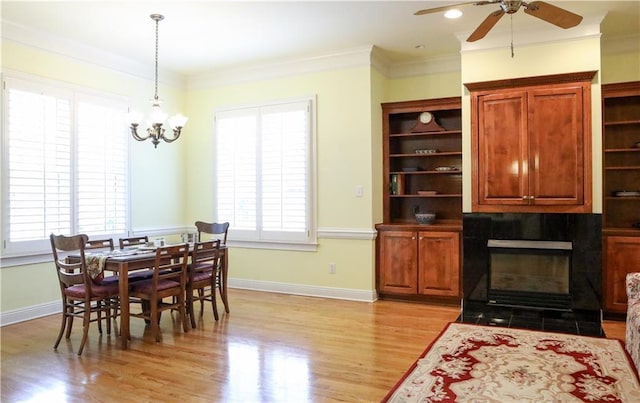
[434,166,458,172]
[613,191,640,197]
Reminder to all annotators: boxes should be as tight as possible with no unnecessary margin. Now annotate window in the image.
[214,98,316,247]
[2,75,129,257]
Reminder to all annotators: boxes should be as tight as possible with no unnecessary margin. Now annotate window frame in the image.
[1,72,131,259]
[212,96,317,250]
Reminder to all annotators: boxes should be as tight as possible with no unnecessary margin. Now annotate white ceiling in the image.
[1,1,639,77]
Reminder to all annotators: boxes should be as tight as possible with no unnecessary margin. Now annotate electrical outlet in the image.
[329,263,336,274]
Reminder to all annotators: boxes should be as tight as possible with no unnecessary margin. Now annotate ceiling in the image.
[1,1,639,77]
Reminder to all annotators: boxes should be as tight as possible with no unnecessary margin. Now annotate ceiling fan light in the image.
[444,9,463,19]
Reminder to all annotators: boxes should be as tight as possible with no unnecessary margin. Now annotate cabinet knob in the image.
[412,236,416,240]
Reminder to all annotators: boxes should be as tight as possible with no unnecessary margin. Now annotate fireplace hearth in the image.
[461,213,603,336]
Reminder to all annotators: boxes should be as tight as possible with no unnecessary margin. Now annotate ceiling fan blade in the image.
[414,2,476,16]
[523,1,583,29]
[467,10,505,42]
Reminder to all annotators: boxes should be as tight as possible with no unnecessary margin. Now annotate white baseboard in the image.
[1,300,61,327]
[228,278,378,302]
[1,280,378,326]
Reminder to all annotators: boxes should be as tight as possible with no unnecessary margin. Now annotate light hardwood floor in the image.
[1,289,626,402]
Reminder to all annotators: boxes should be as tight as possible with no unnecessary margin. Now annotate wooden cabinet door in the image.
[604,236,640,313]
[476,91,528,206]
[379,231,418,294]
[418,231,460,297]
[528,86,585,205]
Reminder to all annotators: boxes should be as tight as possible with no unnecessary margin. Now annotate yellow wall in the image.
[1,34,639,317]
[602,51,640,84]
[385,71,463,102]
[184,66,377,291]
[1,40,380,315]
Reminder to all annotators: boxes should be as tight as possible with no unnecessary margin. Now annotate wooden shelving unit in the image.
[601,81,640,314]
[381,97,462,226]
[376,97,462,301]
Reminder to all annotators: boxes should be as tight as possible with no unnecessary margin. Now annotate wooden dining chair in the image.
[195,221,229,245]
[119,235,149,249]
[194,221,230,315]
[50,233,120,355]
[85,238,115,251]
[186,240,223,327]
[128,244,190,342]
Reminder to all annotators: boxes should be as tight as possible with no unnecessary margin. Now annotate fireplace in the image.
[461,213,603,336]
[487,239,572,310]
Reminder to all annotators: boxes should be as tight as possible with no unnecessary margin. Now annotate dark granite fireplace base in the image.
[457,302,604,337]
[462,213,603,338]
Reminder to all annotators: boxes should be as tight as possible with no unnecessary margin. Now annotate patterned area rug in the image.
[382,322,640,402]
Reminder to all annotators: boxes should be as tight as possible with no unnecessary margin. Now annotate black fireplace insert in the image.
[487,239,572,310]
[461,213,603,336]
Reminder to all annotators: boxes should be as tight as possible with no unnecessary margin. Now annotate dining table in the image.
[76,243,228,349]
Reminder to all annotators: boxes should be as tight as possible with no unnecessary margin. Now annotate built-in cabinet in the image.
[377,228,460,297]
[604,236,640,314]
[466,71,595,213]
[376,98,462,301]
[601,81,640,314]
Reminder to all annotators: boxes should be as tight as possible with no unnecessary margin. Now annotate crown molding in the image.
[1,19,185,88]
[186,45,375,90]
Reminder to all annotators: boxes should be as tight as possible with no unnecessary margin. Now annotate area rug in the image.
[382,322,640,402]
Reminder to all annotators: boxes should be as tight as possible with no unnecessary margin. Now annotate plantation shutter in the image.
[214,99,311,244]
[3,76,129,256]
[76,95,128,235]
[5,81,72,253]
[260,103,308,241]
[215,109,258,236]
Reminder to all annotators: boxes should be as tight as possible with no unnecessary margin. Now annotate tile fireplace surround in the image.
[461,213,603,337]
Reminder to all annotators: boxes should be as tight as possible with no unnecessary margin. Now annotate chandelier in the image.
[128,14,187,148]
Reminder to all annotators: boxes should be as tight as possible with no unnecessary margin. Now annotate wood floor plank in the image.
[0,289,626,402]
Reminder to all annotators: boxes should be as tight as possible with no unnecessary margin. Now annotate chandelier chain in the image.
[154,17,159,101]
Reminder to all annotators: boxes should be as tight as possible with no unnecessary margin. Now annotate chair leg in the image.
[188,289,197,329]
[54,306,69,350]
[66,313,74,339]
[77,305,91,356]
[211,284,220,321]
[105,300,112,335]
[179,294,189,333]
[96,301,103,334]
[198,288,204,313]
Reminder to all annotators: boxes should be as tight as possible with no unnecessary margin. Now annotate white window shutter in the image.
[2,76,129,256]
[214,99,313,244]
[6,85,72,248]
[76,96,128,236]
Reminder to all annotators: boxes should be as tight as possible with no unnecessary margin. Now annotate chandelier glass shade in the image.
[129,14,187,148]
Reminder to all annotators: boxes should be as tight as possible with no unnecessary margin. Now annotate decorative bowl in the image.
[415,212,436,225]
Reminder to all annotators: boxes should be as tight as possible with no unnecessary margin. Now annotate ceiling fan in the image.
[415,1,583,42]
